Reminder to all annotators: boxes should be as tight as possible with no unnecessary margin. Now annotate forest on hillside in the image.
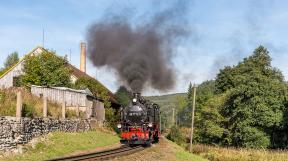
[166,46,288,149]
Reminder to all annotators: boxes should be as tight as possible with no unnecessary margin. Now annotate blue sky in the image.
[0,0,288,95]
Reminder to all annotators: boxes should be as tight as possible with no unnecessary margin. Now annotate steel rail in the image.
[44,145,145,161]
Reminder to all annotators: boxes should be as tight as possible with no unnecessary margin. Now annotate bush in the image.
[167,126,186,146]
[236,126,270,148]
[22,103,35,117]
[105,107,119,128]
[74,76,111,108]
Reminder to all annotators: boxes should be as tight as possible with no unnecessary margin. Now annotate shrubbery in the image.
[167,126,186,146]
[74,76,118,127]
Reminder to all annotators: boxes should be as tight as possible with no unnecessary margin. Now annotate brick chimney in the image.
[80,42,86,73]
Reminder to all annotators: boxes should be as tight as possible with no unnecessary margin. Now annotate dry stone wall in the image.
[0,116,91,151]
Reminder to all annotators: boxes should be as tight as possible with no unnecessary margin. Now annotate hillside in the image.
[146,93,186,107]
[146,93,186,129]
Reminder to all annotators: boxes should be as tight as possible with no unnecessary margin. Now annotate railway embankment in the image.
[2,129,207,161]
[1,130,119,161]
[0,116,92,152]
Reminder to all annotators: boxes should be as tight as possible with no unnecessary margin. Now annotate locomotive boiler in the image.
[117,93,160,145]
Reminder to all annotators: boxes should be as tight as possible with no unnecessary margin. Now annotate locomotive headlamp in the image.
[117,124,122,129]
[133,98,137,103]
[148,123,153,127]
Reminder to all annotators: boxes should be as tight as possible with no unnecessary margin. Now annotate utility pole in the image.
[159,113,162,134]
[172,108,175,126]
[189,84,197,153]
[178,116,180,127]
[175,115,178,127]
[175,111,179,127]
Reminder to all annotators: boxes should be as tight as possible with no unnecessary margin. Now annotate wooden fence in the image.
[30,85,105,121]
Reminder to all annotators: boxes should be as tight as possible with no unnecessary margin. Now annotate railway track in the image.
[45,145,145,161]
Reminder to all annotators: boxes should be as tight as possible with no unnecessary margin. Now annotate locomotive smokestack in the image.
[133,93,141,99]
[80,42,86,73]
[132,93,141,104]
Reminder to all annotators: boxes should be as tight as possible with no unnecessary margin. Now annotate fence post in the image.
[76,104,80,118]
[16,91,23,118]
[43,97,48,118]
[62,101,66,119]
[85,100,92,119]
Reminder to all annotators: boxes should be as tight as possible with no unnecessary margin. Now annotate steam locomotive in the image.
[117,93,160,145]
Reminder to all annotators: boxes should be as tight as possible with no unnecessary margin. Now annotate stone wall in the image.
[0,116,92,151]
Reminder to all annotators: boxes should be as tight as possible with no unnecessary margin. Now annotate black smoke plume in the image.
[86,1,189,92]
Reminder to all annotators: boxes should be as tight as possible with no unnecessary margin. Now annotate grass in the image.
[191,144,288,161]
[165,139,208,161]
[3,130,119,161]
[175,150,208,161]
[169,127,288,161]
[176,128,288,161]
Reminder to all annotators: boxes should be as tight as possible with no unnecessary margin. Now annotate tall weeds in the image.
[0,88,80,118]
[190,144,288,161]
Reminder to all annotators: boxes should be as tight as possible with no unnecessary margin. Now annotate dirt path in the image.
[110,138,207,161]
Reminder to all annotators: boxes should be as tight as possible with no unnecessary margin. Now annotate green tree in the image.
[74,76,118,126]
[176,95,187,126]
[0,68,5,76]
[4,52,19,69]
[74,76,111,108]
[0,52,19,76]
[274,86,288,148]
[217,46,286,148]
[115,86,132,107]
[178,82,193,127]
[191,80,227,145]
[187,82,193,99]
[22,50,71,87]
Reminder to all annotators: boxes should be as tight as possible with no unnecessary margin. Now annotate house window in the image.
[13,76,21,87]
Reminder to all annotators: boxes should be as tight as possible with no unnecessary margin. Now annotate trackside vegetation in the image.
[2,130,119,161]
[162,46,288,160]
[191,144,288,161]
[0,89,83,118]
[175,45,288,149]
